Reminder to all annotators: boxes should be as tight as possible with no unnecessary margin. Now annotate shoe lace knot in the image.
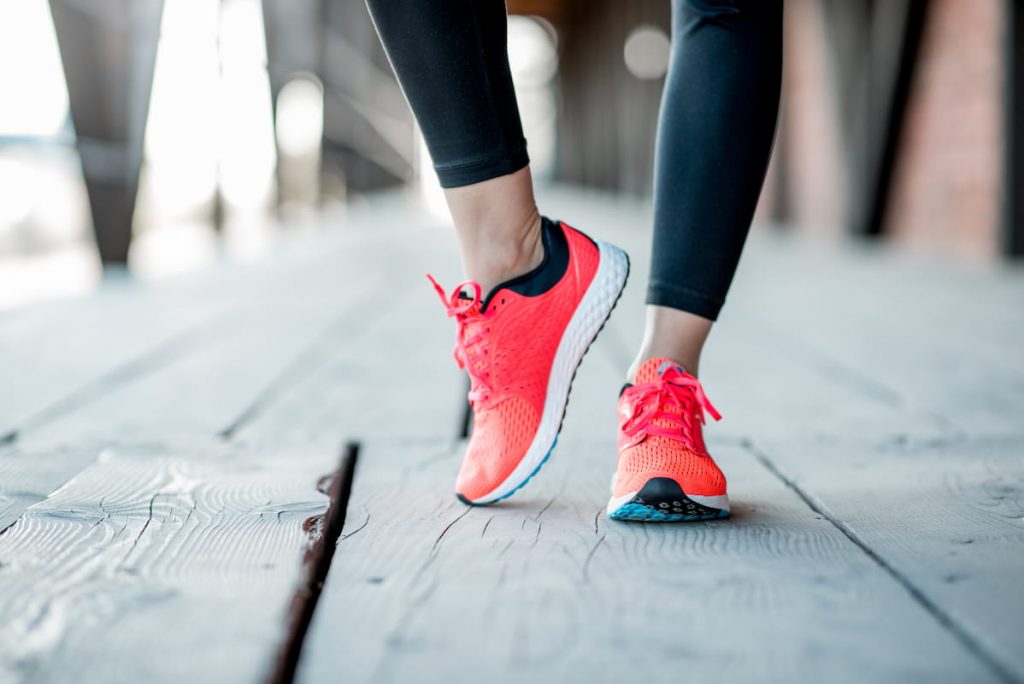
[427,274,497,405]
[621,365,721,446]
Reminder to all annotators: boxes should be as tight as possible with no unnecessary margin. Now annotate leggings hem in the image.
[435,145,529,188]
[646,281,724,321]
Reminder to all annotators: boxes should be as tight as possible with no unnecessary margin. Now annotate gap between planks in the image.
[596,302,1019,682]
[218,301,393,441]
[0,320,217,445]
[269,441,360,684]
[742,438,1020,684]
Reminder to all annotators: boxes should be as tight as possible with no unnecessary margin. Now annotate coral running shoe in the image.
[608,358,730,521]
[429,217,629,505]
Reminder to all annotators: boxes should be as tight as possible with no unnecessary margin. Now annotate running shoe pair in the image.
[428,218,729,521]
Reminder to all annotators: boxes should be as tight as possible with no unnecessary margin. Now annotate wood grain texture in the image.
[296,439,996,683]
[2,207,462,544]
[1,198,437,446]
[564,198,1024,680]
[0,198,471,683]
[0,446,98,533]
[235,222,465,445]
[542,184,1024,437]
[0,439,337,684]
[728,238,1024,438]
[0,231,352,438]
[694,262,1023,680]
[0,282,222,441]
[3,188,1021,682]
[11,233,384,446]
[748,433,1024,681]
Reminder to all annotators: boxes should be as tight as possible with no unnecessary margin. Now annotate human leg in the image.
[612,0,783,522]
[365,0,542,293]
[367,0,630,503]
[630,0,783,380]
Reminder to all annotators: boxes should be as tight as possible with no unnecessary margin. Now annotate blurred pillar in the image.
[321,2,415,193]
[553,0,670,195]
[820,0,928,237]
[262,1,414,201]
[261,0,322,98]
[261,0,323,208]
[1006,0,1024,257]
[49,0,163,266]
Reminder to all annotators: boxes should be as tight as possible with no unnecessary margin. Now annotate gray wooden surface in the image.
[1,189,1022,683]
[298,439,997,683]
[0,440,335,683]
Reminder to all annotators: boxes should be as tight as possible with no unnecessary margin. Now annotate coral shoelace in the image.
[621,365,722,446]
[427,274,495,405]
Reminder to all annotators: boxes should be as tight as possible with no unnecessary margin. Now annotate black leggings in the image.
[366,0,783,321]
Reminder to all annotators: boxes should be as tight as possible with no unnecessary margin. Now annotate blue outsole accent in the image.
[608,503,731,522]
[460,434,560,507]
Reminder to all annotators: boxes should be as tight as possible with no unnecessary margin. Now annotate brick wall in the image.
[760,0,846,237]
[885,0,1004,259]
[763,0,1006,260]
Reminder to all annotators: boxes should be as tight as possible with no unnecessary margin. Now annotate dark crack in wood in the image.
[268,441,360,684]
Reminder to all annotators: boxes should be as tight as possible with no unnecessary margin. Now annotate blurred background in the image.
[0,0,1020,311]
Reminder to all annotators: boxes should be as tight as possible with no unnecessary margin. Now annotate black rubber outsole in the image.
[609,477,729,522]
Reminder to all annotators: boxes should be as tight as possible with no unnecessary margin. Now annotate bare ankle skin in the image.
[443,166,544,293]
[628,305,713,379]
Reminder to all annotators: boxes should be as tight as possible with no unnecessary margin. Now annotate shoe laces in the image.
[427,274,497,406]
[621,365,722,447]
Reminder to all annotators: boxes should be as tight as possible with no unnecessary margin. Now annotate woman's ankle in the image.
[445,167,543,292]
[628,348,702,381]
[461,210,543,292]
[628,305,713,380]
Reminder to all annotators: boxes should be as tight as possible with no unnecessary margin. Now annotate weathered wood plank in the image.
[277,189,1020,680]
[3,214,461,549]
[0,283,223,441]
[0,233,339,441]
[296,438,996,683]
[747,433,1024,681]
[2,187,1020,683]
[0,439,338,684]
[0,446,98,533]
[351,189,1024,680]
[0,199,469,683]
[540,185,1024,438]
[0,198,421,444]
[0,241,382,554]
[690,260,1023,678]
[11,209,465,448]
[728,236,1024,438]
[235,221,466,445]
[19,293,378,444]
[234,301,465,445]
[670,265,1024,680]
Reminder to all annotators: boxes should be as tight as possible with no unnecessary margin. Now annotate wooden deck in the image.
[1,188,1022,683]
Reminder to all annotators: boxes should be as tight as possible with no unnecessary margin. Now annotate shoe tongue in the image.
[630,358,698,441]
[632,357,686,384]
[456,290,483,315]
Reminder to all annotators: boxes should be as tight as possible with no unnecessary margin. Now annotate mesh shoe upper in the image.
[429,221,601,502]
[613,358,727,498]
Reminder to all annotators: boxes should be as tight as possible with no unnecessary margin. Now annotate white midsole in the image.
[470,239,629,504]
[606,490,731,515]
